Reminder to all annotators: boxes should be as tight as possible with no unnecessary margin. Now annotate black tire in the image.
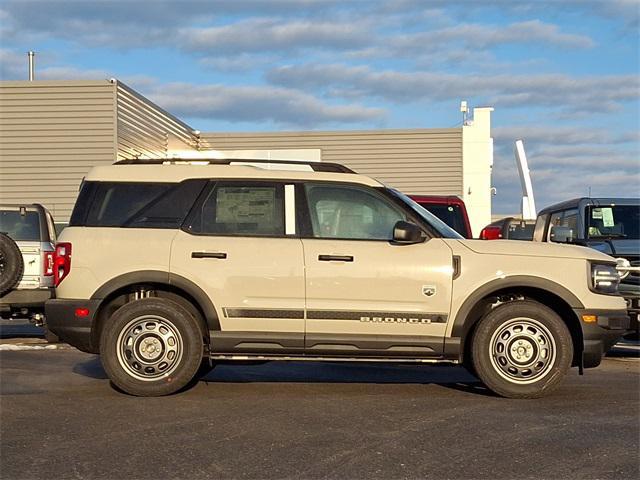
[471,300,573,399]
[0,233,23,296]
[100,297,205,396]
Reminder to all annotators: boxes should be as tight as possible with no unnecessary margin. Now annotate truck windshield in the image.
[389,189,463,239]
[418,203,468,237]
[586,205,640,240]
[0,210,40,241]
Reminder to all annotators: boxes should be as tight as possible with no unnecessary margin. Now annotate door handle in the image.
[318,254,353,262]
[191,252,227,259]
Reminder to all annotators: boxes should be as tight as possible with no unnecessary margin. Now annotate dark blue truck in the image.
[533,197,640,338]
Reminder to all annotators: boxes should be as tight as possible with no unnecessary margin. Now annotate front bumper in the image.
[575,308,630,368]
[0,288,53,314]
[45,298,101,353]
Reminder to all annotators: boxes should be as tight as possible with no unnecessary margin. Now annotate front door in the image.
[300,183,453,356]
[170,181,305,353]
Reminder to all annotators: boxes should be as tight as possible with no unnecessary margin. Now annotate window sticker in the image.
[601,207,614,227]
[591,208,603,219]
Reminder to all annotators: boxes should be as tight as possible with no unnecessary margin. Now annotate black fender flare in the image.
[450,275,584,339]
[91,270,220,331]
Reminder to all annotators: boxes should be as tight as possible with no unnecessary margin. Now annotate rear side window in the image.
[70,180,206,228]
[188,183,284,236]
[0,211,40,241]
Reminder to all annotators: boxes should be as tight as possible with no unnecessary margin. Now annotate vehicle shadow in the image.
[72,355,493,396]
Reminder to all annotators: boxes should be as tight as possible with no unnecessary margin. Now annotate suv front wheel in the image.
[100,298,205,396]
[471,300,573,399]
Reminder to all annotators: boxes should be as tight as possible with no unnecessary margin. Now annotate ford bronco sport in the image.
[45,159,629,398]
[1,203,58,341]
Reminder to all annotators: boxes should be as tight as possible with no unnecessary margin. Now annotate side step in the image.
[209,354,459,364]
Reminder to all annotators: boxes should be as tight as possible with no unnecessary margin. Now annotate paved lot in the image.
[1,337,638,480]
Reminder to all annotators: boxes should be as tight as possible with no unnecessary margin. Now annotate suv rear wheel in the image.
[100,297,204,396]
[471,300,573,399]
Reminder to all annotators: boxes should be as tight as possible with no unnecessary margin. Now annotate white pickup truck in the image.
[0,204,58,341]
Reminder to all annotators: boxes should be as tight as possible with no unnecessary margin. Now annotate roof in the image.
[84,163,383,187]
[539,197,640,215]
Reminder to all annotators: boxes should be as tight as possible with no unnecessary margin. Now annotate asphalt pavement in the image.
[1,325,638,480]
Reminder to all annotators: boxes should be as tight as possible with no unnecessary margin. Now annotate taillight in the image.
[480,226,503,240]
[43,251,54,276]
[54,242,72,287]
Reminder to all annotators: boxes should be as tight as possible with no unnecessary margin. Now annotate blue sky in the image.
[1,0,639,213]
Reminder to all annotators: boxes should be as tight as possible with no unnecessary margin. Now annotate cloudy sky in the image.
[1,0,638,213]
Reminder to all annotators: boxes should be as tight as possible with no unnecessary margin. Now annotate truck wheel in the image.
[0,233,23,296]
[471,300,573,399]
[100,297,204,396]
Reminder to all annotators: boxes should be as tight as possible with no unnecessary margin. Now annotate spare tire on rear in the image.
[0,233,23,296]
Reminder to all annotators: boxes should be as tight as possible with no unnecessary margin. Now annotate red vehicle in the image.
[409,195,472,239]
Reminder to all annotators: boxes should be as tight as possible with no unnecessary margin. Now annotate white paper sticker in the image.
[591,208,603,219]
[601,207,614,227]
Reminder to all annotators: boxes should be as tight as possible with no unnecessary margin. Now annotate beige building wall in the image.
[200,129,464,197]
[0,80,198,222]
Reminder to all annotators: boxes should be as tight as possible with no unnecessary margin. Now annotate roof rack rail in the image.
[114,158,356,174]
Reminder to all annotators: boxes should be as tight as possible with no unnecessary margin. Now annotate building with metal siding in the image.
[199,129,463,196]
[0,79,493,235]
[0,80,199,221]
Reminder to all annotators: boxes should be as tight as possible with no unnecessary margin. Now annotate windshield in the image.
[389,189,463,239]
[416,203,468,238]
[586,205,640,240]
[0,210,41,241]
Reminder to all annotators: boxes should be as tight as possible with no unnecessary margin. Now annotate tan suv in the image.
[45,159,629,398]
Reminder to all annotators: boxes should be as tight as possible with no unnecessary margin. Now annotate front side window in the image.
[548,209,578,242]
[305,184,406,240]
[191,183,284,236]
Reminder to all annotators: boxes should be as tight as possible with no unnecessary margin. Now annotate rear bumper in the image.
[0,288,53,313]
[575,308,630,368]
[45,298,100,353]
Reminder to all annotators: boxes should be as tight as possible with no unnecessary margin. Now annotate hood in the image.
[453,239,614,262]
[586,239,640,257]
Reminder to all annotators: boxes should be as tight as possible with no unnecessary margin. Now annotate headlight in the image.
[591,263,620,294]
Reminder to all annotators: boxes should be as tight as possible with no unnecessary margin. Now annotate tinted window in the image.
[74,181,204,228]
[191,183,284,236]
[506,220,535,240]
[419,203,467,237]
[305,184,406,240]
[124,180,206,228]
[0,211,40,241]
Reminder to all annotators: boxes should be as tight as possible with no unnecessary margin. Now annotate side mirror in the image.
[392,221,423,244]
[550,226,574,243]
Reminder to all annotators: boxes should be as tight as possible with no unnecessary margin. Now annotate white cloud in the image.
[143,82,386,127]
[267,63,639,114]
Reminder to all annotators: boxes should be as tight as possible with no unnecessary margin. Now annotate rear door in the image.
[170,180,305,353]
[300,183,454,356]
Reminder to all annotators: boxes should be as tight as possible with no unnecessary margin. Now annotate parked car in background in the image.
[409,195,472,238]
[0,204,58,341]
[533,197,640,338]
[480,217,536,240]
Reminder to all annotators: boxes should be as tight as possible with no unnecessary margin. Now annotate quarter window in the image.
[305,184,406,240]
[191,183,284,236]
